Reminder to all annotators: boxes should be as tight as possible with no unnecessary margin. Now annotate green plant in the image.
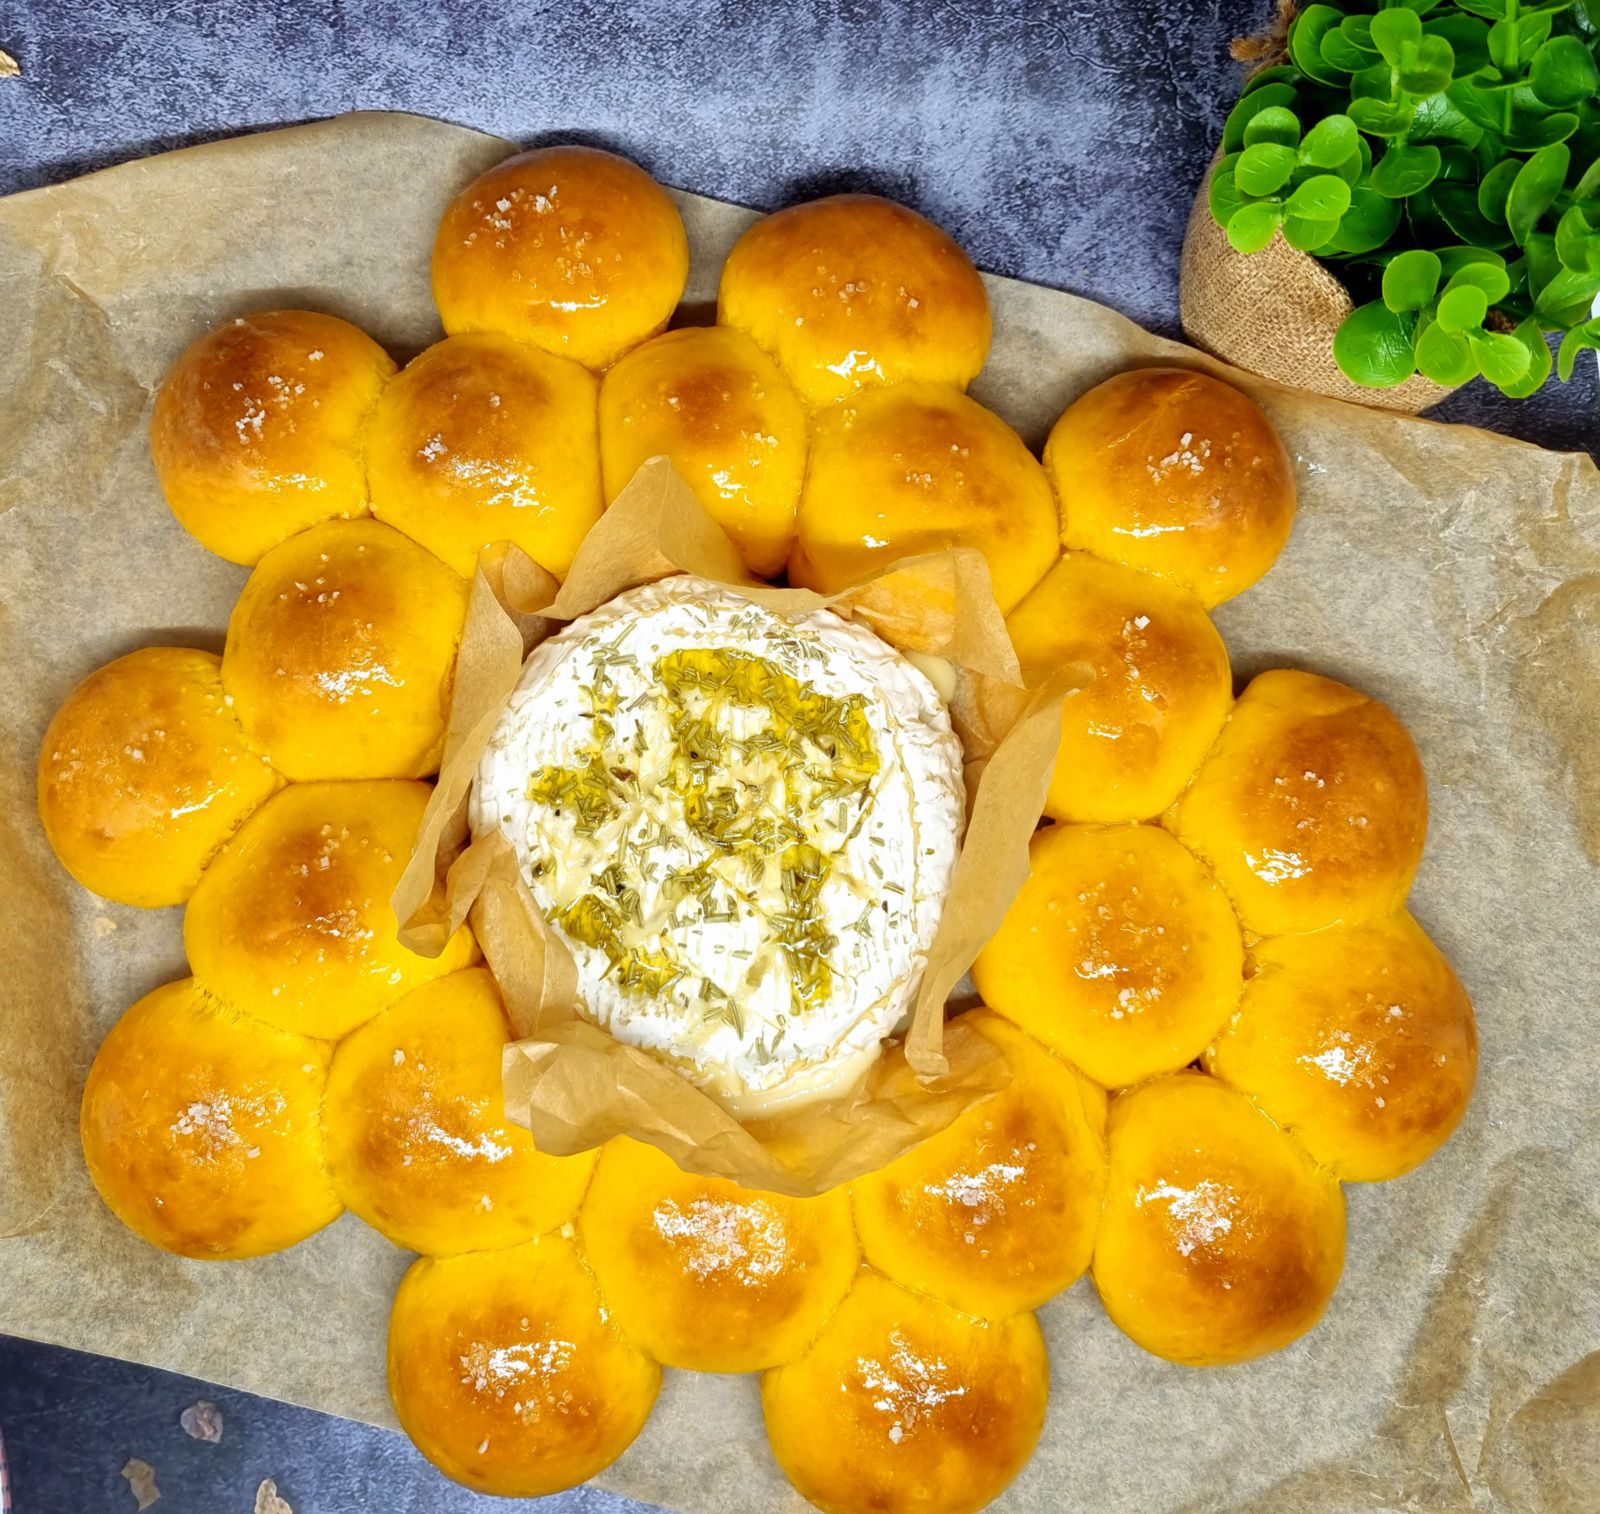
[1209,0,1600,395]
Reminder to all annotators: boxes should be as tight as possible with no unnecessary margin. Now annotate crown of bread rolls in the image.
[33,143,1478,1511]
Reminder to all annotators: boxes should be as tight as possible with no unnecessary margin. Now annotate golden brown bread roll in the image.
[973,823,1244,1089]
[762,1270,1048,1514]
[1046,367,1297,608]
[578,1137,857,1373]
[1092,1070,1346,1366]
[150,309,395,563]
[1206,911,1477,1180]
[80,978,339,1259]
[221,518,469,781]
[598,326,807,577]
[388,1234,660,1498]
[850,1009,1107,1318]
[1169,668,1428,937]
[791,382,1058,620]
[719,193,992,409]
[432,146,689,370]
[1006,551,1233,823]
[321,968,596,1254]
[37,647,281,907]
[184,779,479,1040]
[365,333,602,579]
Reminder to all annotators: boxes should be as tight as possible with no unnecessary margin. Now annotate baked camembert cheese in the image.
[471,576,964,1116]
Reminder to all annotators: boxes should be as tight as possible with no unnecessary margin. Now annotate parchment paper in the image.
[1,112,1596,1513]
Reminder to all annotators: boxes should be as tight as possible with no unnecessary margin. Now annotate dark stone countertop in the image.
[0,1,1592,1511]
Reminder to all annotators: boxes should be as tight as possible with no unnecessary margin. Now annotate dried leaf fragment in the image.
[0,50,18,79]
[254,1479,294,1514]
[179,1398,223,1443]
[121,1459,161,1510]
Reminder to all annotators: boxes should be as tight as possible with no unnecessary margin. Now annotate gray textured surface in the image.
[0,1,1594,1512]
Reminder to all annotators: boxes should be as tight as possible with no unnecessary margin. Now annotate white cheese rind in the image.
[469,575,964,1109]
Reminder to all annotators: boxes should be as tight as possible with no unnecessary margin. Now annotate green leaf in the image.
[1334,301,1419,386]
[1487,19,1517,70]
[1299,114,1360,168]
[1290,4,1348,88]
[1530,35,1600,107]
[1478,159,1521,224]
[1507,142,1572,244]
[1435,183,1517,246]
[1416,321,1480,384]
[1505,103,1581,150]
[1285,173,1353,221]
[1400,34,1457,95]
[1371,6,1424,64]
[1222,83,1301,154]
[1242,65,1303,95]
[1437,283,1491,330]
[1209,162,1246,226]
[1448,80,1506,132]
[1236,141,1300,196]
[1282,214,1342,250]
[1321,26,1374,73]
[1556,316,1600,379]
[1372,143,1445,197]
[1444,257,1513,302]
[1384,248,1445,311]
[1349,97,1415,137]
[1535,263,1600,320]
[1244,105,1302,148]
[1226,202,1284,253]
[1499,318,1554,397]
[1340,15,1378,52]
[1574,155,1600,201]
[1516,11,1555,58]
[1470,329,1534,387]
[1555,203,1600,271]
[1455,0,1507,19]
[1425,13,1492,77]
[1324,185,1405,253]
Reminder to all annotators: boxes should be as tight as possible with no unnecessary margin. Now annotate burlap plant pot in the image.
[1180,156,1456,414]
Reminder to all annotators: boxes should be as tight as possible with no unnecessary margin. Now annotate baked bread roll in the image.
[598,326,807,577]
[1046,367,1296,608]
[150,310,395,564]
[322,968,596,1254]
[718,194,992,408]
[80,978,338,1259]
[850,1009,1106,1318]
[1093,1071,1346,1366]
[578,1137,858,1373]
[432,146,689,370]
[366,333,601,579]
[973,823,1244,1089]
[1006,551,1232,823]
[37,647,281,907]
[1169,669,1427,937]
[1206,911,1477,1180]
[762,1270,1048,1514]
[388,1233,660,1498]
[221,518,469,781]
[184,780,478,1040]
[791,383,1058,618]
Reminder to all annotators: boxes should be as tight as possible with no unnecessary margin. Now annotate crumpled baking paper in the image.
[0,112,1595,1513]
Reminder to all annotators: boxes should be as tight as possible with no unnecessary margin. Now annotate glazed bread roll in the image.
[221,518,469,781]
[850,1009,1107,1319]
[718,193,992,409]
[1170,669,1428,937]
[1046,367,1297,608]
[1206,911,1478,1180]
[974,823,1244,1089]
[432,146,689,370]
[37,647,281,908]
[598,326,807,577]
[366,333,602,579]
[1006,551,1233,823]
[322,969,596,1255]
[150,309,395,564]
[389,1234,660,1499]
[1093,1071,1346,1366]
[791,382,1058,619]
[579,1137,858,1374]
[762,1270,1048,1514]
[184,780,478,1041]
[80,978,339,1259]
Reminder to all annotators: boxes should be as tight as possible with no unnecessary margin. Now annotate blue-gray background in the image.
[0,3,1591,1512]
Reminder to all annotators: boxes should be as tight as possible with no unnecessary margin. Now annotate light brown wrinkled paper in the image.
[391,455,1060,1196]
[0,114,1597,1513]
